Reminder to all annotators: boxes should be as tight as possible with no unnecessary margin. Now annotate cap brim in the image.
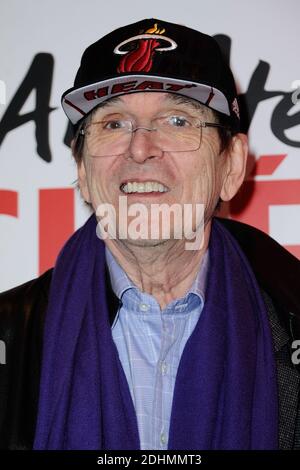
[61,74,230,125]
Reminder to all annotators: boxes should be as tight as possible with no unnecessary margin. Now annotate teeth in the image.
[121,181,168,194]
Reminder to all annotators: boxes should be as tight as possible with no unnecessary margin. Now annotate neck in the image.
[104,222,211,310]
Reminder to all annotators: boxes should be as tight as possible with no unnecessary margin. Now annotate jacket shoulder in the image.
[0,268,53,449]
[0,268,53,344]
[217,217,300,318]
[0,268,53,312]
[218,217,300,355]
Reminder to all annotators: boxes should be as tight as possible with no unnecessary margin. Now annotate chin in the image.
[124,237,170,248]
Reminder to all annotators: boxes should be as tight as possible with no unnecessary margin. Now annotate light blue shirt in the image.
[105,247,209,450]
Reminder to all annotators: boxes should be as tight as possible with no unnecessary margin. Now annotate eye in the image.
[166,115,191,127]
[102,119,128,130]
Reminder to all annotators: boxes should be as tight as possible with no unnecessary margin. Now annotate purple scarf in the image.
[34,215,278,449]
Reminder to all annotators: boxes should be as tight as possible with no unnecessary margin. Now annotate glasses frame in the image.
[78,118,232,157]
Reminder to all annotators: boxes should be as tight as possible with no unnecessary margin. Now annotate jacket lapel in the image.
[262,290,300,449]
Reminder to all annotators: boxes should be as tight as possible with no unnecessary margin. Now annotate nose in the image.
[126,126,164,163]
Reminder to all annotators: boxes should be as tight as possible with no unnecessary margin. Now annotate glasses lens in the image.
[154,116,202,152]
[85,121,131,157]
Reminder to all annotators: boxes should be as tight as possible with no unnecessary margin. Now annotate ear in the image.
[77,160,92,204]
[220,133,248,202]
[70,138,92,203]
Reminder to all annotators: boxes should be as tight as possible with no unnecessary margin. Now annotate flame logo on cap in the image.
[114,23,177,73]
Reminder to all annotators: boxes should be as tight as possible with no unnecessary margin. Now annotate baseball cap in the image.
[61,18,240,130]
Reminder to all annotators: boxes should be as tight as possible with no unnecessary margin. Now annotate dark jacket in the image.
[0,218,300,450]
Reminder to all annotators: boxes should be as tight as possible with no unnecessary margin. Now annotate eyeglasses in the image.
[79,114,231,157]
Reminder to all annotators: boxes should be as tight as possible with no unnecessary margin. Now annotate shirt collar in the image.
[105,246,136,300]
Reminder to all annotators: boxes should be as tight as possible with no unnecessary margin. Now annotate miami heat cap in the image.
[61,18,240,129]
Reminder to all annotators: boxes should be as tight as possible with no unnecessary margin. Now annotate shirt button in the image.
[161,362,167,375]
[140,303,149,312]
[160,432,166,445]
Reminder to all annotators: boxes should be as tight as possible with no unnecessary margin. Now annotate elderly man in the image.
[0,18,299,451]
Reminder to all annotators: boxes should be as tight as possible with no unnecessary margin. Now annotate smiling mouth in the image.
[120,181,169,194]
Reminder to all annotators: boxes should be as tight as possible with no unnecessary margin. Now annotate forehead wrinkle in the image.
[163,93,213,118]
[82,96,124,126]
[91,96,123,114]
[87,91,215,123]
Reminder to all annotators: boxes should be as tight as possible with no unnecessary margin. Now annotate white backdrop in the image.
[1,0,300,291]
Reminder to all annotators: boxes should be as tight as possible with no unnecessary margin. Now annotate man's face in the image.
[77,92,231,245]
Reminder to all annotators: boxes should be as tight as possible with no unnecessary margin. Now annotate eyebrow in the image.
[163,93,209,115]
[95,96,123,110]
